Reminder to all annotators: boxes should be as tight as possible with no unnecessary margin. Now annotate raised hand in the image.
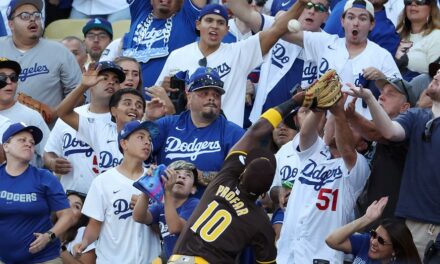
[364,196,388,222]
[144,97,167,121]
[344,83,373,100]
[362,67,385,81]
[81,62,105,88]
[162,168,177,195]
[345,97,358,119]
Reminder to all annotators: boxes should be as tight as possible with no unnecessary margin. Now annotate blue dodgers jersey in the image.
[124,0,200,94]
[0,165,69,263]
[149,197,199,259]
[153,111,245,171]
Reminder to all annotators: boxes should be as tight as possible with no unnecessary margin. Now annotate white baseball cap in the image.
[343,0,374,19]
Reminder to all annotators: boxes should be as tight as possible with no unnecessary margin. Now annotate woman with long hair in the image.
[395,0,440,80]
[114,56,143,92]
[326,197,422,264]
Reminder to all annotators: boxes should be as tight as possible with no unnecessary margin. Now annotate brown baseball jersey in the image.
[173,151,277,263]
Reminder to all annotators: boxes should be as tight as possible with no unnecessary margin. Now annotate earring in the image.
[390,253,396,263]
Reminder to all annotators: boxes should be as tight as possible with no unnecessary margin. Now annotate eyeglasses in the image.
[304,2,328,12]
[404,0,430,5]
[422,117,437,142]
[198,57,207,67]
[370,230,393,246]
[0,73,19,88]
[85,32,110,41]
[12,12,42,21]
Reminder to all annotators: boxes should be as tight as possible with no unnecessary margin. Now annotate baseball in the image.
[287,19,301,33]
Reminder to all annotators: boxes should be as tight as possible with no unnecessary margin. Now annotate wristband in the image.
[261,108,283,128]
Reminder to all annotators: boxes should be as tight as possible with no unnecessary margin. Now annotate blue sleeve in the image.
[224,123,245,153]
[323,0,346,36]
[349,233,369,255]
[179,198,199,220]
[149,203,164,224]
[181,0,202,26]
[40,169,69,212]
[153,115,174,155]
[394,108,418,140]
[271,208,284,225]
[128,0,152,24]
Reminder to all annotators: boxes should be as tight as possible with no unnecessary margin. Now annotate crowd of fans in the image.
[0,0,439,263]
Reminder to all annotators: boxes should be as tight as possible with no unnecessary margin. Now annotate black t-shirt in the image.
[173,151,276,263]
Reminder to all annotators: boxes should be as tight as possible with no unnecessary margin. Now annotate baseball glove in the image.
[17,92,54,124]
[302,69,342,109]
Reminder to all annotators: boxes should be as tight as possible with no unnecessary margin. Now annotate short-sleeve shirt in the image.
[149,197,199,259]
[0,165,69,263]
[350,233,380,264]
[173,152,277,263]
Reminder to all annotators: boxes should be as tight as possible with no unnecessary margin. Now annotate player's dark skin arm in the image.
[259,0,307,55]
[231,92,305,153]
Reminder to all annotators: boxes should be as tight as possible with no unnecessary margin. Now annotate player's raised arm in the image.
[230,92,305,153]
[258,1,306,55]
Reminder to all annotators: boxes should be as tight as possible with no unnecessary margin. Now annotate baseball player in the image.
[73,120,161,263]
[156,3,303,127]
[276,96,371,263]
[57,61,146,173]
[0,0,82,120]
[169,91,306,263]
[284,0,401,119]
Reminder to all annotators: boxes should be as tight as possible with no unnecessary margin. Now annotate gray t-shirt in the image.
[0,36,82,108]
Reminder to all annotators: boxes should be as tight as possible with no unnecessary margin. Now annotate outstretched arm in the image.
[299,111,325,151]
[346,98,386,142]
[259,0,307,55]
[345,84,406,141]
[227,0,263,33]
[231,92,305,153]
[326,197,388,253]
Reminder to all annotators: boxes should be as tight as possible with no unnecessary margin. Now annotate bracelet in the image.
[261,108,283,128]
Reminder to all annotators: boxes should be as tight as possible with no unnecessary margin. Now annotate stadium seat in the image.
[44,19,88,40]
[112,20,131,39]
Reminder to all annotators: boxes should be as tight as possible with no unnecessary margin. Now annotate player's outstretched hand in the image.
[364,196,388,223]
[81,62,105,89]
[344,83,373,100]
[29,232,50,254]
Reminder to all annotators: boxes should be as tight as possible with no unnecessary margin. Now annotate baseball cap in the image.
[6,0,43,20]
[429,57,440,78]
[95,61,126,83]
[196,4,229,35]
[82,18,113,39]
[375,78,414,106]
[2,122,43,145]
[187,67,225,95]
[118,120,159,153]
[0,57,21,75]
[343,0,374,19]
[240,148,277,198]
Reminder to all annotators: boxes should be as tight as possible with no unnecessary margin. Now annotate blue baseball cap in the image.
[198,4,229,22]
[2,122,43,145]
[187,67,225,95]
[82,18,113,39]
[7,0,43,20]
[118,120,159,153]
[95,61,125,83]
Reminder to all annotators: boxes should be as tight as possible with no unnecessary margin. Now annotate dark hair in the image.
[108,88,146,122]
[113,56,143,93]
[380,218,422,264]
[396,0,440,39]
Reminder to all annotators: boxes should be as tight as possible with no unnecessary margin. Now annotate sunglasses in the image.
[404,0,430,5]
[370,230,393,246]
[12,11,43,21]
[305,2,328,12]
[0,73,19,88]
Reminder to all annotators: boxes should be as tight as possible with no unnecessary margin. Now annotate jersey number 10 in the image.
[190,201,232,242]
[316,188,339,211]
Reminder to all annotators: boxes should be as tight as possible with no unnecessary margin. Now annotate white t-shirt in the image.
[0,102,50,167]
[78,114,122,173]
[271,135,300,190]
[100,38,122,62]
[156,34,264,127]
[0,114,11,143]
[303,31,401,119]
[44,104,110,193]
[276,137,370,264]
[82,167,161,264]
[72,0,129,15]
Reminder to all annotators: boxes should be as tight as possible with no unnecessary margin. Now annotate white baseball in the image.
[287,19,301,33]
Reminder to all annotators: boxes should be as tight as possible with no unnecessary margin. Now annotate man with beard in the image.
[148,67,245,197]
[0,0,82,124]
[346,69,440,259]
[284,0,401,119]
[82,18,113,65]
